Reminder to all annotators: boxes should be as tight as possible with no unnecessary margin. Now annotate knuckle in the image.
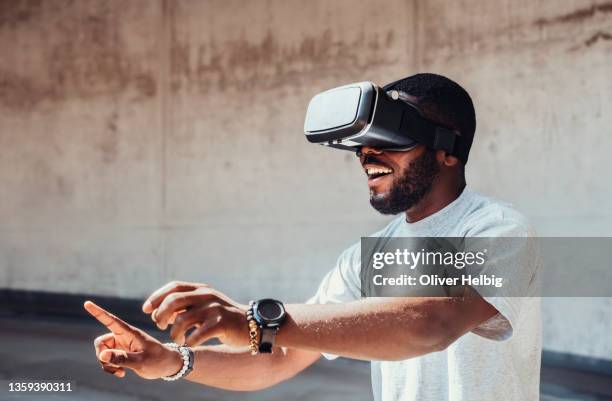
[166,292,181,304]
[193,285,207,293]
[193,287,211,297]
[93,334,109,349]
[208,309,224,325]
[160,293,181,311]
[172,281,196,291]
[168,280,182,287]
[210,303,225,315]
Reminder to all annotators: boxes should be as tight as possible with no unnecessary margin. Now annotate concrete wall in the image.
[1,1,611,360]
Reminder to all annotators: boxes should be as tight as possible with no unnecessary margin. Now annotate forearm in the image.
[276,297,496,361]
[185,344,320,391]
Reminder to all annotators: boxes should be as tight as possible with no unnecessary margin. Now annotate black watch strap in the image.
[259,326,278,353]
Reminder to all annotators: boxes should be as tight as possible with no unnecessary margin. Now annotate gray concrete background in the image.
[1,0,611,363]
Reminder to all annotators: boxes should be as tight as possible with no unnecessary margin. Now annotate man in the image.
[85,73,541,401]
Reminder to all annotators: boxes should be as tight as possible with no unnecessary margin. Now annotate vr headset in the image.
[303,81,458,155]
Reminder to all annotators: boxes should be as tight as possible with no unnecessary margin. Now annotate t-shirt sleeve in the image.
[464,217,541,341]
[306,241,362,359]
[306,241,362,305]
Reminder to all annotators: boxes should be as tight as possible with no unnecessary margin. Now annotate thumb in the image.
[99,349,144,370]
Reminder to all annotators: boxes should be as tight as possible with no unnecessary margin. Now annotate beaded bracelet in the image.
[161,343,194,381]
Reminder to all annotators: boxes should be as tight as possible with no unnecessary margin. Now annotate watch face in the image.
[257,300,284,322]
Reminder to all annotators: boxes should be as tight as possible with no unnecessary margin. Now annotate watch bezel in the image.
[253,298,286,328]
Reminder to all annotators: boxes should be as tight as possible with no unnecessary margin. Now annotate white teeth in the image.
[366,167,393,175]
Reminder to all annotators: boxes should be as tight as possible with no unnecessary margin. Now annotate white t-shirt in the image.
[308,186,542,401]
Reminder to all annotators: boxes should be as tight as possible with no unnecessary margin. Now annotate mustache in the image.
[362,154,391,168]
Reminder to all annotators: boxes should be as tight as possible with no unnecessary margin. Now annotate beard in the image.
[370,149,440,215]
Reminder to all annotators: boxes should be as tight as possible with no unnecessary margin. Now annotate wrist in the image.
[160,343,194,381]
[275,304,307,349]
[250,299,286,353]
[161,344,185,378]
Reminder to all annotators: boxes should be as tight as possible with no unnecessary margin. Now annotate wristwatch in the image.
[252,298,286,353]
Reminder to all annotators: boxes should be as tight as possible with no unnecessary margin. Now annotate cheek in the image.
[385,151,420,171]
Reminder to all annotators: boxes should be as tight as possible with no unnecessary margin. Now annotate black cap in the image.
[383,73,476,165]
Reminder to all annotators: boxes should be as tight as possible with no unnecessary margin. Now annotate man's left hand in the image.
[142,281,250,347]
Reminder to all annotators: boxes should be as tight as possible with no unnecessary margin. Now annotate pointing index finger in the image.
[84,301,132,335]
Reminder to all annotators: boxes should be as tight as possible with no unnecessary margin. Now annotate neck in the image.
[405,178,466,223]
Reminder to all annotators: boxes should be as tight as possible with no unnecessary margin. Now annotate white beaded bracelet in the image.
[161,343,194,381]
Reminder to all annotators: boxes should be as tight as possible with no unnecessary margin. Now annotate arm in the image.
[147,282,497,363]
[85,283,496,390]
[185,345,320,391]
[84,301,320,391]
[277,295,497,361]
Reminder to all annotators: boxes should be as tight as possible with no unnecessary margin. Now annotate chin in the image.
[370,192,389,203]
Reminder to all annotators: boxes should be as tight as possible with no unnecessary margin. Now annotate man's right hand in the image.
[84,301,183,379]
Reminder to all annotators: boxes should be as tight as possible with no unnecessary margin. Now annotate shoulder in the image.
[460,188,535,237]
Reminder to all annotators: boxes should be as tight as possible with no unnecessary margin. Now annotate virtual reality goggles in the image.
[304,81,458,155]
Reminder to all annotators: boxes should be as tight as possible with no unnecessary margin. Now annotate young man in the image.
[85,73,541,401]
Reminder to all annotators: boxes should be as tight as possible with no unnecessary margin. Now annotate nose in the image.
[356,146,384,158]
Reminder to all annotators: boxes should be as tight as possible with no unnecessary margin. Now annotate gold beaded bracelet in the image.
[246,301,260,356]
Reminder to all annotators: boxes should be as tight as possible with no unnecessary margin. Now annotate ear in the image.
[435,150,461,167]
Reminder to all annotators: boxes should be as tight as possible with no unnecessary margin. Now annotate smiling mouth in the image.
[364,165,394,180]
